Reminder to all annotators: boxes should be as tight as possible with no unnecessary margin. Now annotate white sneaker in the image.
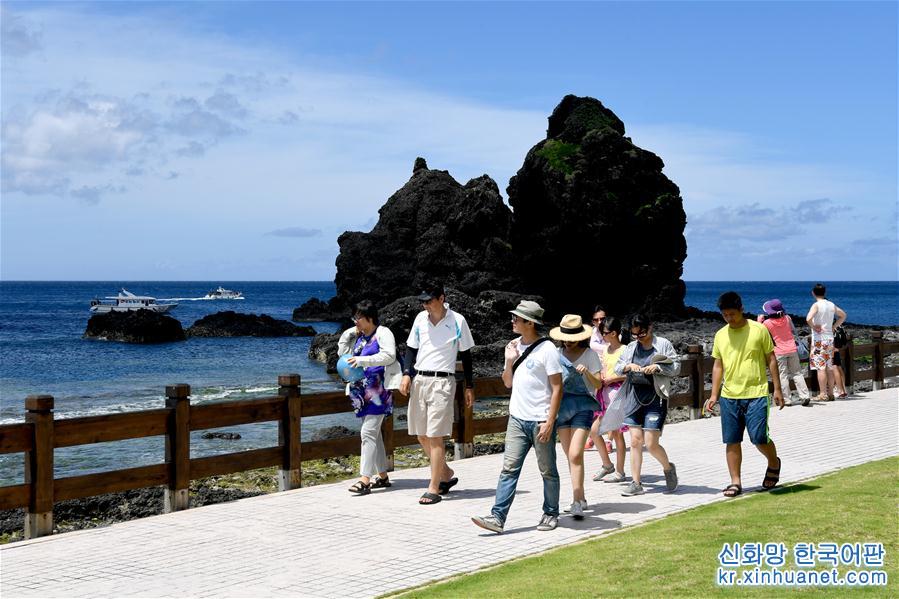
[602,471,626,483]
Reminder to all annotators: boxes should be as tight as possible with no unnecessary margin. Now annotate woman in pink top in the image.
[757,299,810,406]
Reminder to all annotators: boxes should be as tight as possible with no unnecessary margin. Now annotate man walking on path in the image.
[806,283,847,401]
[400,283,476,505]
[705,291,785,498]
[472,300,562,533]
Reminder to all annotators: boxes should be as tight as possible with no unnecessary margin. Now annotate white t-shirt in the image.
[811,299,836,340]
[406,305,475,373]
[509,338,563,421]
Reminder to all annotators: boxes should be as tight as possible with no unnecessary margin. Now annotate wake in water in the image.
[157,296,245,301]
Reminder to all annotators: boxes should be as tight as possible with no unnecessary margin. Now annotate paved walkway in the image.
[2,388,896,598]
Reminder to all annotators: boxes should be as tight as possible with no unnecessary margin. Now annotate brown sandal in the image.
[348,480,371,495]
[372,476,392,489]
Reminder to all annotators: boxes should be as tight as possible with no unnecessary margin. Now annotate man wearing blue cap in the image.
[400,283,475,505]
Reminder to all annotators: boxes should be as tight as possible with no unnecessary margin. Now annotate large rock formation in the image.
[508,95,687,316]
[332,158,517,309]
[187,311,316,337]
[83,310,186,343]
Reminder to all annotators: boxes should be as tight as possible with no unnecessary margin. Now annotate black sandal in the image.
[722,484,742,498]
[438,477,458,495]
[762,457,781,490]
[372,476,392,489]
[348,480,372,495]
[419,492,442,505]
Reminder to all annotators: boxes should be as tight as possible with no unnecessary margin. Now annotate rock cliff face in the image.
[333,158,516,310]
[508,95,687,316]
[299,94,689,369]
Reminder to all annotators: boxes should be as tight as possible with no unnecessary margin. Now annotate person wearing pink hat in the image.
[757,299,811,406]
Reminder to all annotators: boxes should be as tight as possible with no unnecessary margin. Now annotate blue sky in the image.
[2,1,896,281]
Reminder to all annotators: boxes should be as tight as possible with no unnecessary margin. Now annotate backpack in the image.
[834,326,849,349]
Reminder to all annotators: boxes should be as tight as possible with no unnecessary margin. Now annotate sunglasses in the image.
[601,329,615,336]
[630,330,648,339]
[592,317,605,324]
[511,315,523,323]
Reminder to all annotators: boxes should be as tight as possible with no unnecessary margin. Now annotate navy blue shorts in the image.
[623,395,667,432]
[720,396,771,445]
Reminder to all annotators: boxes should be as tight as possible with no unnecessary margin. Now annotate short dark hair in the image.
[629,313,652,331]
[717,291,743,311]
[812,283,826,297]
[592,305,606,315]
[354,300,379,326]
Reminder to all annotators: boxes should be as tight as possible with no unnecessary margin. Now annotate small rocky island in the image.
[84,310,315,343]
[187,311,315,337]
[83,310,186,343]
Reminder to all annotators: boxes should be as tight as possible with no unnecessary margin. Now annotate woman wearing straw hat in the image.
[550,314,603,520]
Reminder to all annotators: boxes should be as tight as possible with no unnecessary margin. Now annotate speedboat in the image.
[89,289,177,313]
[203,286,244,300]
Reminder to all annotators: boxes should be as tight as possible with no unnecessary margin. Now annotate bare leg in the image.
[568,428,589,502]
[611,430,626,474]
[755,441,779,468]
[629,427,644,484]
[421,435,452,495]
[594,422,613,469]
[643,430,671,471]
[726,443,742,486]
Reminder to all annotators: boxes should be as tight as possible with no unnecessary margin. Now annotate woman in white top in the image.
[337,300,403,495]
[806,283,847,401]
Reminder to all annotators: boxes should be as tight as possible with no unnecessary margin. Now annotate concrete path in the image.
[2,388,896,598]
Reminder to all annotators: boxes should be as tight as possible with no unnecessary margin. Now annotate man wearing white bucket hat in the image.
[472,300,563,534]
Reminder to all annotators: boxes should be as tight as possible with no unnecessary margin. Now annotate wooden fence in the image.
[0,331,895,539]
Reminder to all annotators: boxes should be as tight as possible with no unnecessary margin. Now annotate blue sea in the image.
[0,280,895,485]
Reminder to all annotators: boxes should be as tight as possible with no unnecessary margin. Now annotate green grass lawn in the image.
[395,457,898,598]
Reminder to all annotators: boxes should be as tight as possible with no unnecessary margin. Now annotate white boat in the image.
[203,286,244,300]
[89,289,177,313]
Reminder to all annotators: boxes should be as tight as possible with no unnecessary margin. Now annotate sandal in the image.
[419,492,442,505]
[438,477,458,495]
[348,480,371,495]
[371,475,392,489]
[722,483,742,498]
[762,457,781,491]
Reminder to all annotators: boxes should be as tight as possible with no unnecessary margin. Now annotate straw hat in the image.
[549,314,592,342]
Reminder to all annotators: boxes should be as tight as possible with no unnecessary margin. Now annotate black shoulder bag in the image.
[512,338,552,373]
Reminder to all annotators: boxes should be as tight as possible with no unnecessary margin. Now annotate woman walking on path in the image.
[757,299,811,406]
[551,314,603,520]
[615,314,679,497]
[337,300,402,495]
[586,306,612,454]
[593,317,628,483]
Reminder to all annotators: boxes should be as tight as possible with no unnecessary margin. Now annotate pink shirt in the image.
[761,317,797,356]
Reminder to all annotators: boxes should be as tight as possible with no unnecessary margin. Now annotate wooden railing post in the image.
[278,374,301,491]
[872,331,885,391]
[164,384,190,513]
[24,395,54,539]
[842,333,855,391]
[687,345,704,420]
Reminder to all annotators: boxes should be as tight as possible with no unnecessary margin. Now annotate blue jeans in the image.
[491,415,560,525]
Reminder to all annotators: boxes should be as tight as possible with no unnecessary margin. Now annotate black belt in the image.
[416,370,454,378]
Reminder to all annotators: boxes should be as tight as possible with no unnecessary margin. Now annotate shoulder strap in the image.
[512,337,551,373]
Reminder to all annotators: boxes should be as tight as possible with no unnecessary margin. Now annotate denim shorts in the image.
[719,396,770,445]
[556,394,597,430]
[623,395,667,432]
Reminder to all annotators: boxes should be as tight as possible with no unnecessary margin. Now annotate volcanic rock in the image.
[83,310,186,343]
[507,94,687,317]
[187,311,316,337]
[332,158,516,309]
[201,432,242,440]
[292,297,349,323]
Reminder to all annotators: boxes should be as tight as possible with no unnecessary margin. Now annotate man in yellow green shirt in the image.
[704,291,785,498]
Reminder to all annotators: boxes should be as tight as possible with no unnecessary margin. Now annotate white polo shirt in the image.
[406,305,475,373]
[509,338,563,421]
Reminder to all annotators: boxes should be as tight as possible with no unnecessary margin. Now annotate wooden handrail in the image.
[0,334,894,539]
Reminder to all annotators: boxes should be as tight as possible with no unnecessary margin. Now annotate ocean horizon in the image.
[0,279,895,484]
